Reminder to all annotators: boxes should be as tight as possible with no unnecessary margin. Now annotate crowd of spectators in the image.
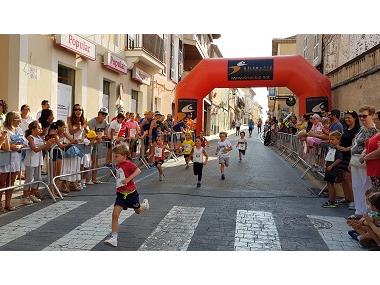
[0,99,196,213]
[270,106,380,249]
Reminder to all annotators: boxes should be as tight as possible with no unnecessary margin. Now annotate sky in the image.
[214,32,292,120]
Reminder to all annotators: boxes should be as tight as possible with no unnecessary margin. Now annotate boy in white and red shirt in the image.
[151,136,166,181]
[104,143,149,247]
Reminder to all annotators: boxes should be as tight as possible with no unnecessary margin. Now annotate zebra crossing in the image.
[0,201,365,251]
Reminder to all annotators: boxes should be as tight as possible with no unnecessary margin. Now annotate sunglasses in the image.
[358,114,368,119]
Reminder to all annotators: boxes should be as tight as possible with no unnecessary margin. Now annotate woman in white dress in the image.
[0,112,25,211]
[66,104,88,190]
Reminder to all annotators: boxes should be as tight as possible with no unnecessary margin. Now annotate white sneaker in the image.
[142,199,150,210]
[30,195,41,203]
[86,180,94,185]
[104,235,118,247]
[21,197,33,205]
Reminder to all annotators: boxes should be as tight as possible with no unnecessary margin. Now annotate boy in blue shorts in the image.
[104,143,149,247]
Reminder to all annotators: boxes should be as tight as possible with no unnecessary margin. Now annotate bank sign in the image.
[103,52,128,74]
[56,34,96,61]
[228,59,273,80]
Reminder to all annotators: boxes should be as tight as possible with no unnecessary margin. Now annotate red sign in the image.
[132,67,151,85]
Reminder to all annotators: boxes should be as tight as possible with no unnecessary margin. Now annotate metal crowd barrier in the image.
[272,132,329,195]
[0,147,57,202]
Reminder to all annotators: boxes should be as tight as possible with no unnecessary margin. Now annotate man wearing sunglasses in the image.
[328,109,344,134]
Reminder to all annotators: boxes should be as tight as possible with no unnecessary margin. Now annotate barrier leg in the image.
[318,183,328,196]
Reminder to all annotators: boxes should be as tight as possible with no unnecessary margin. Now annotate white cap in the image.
[99,107,108,115]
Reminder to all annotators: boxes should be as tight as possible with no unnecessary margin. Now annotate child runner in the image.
[199,131,208,148]
[151,136,166,181]
[104,143,149,247]
[236,131,247,161]
[215,131,232,180]
[322,131,343,208]
[190,136,209,188]
[182,131,195,169]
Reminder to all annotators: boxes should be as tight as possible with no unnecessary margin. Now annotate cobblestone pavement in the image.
[0,128,365,251]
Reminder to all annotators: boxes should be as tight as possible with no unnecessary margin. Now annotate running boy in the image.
[236,131,247,161]
[215,131,233,180]
[104,144,149,247]
[190,136,209,188]
[199,131,208,148]
[182,131,195,169]
[150,136,167,181]
[322,130,343,208]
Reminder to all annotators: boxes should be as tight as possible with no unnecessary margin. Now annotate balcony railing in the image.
[126,34,164,63]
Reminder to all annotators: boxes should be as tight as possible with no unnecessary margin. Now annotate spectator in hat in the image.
[36,100,50,120]
[87,107,110,184]
[306,114,324,147]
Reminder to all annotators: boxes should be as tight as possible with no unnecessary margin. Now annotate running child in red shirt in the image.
[104,143,149,247]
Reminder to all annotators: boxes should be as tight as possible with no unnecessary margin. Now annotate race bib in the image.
[238,143,246,150]
[130,128,136,138]
[184,144,191,152]
[194,153,202,163]
[155,147,163,158]
[325,148,336,162]
[115,168,126,188]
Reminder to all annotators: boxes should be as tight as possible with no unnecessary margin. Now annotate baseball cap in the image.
[99,107,108,115]
[311,114,321,119]
[154,111,162,116]
[117,107,125,114]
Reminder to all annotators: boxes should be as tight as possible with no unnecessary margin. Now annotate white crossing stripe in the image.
[234,210,281,251]
[43,205,134,251]
[307,215,364,251]
[139,206,204,251]
[0,201,86,247]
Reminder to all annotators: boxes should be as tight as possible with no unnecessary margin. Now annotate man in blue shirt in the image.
[329,109,344,134]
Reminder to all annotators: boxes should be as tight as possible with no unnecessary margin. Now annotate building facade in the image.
[0,34,187,122]
[269,36,297,119]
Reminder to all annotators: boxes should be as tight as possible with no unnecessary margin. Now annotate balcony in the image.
[125,34,165,72]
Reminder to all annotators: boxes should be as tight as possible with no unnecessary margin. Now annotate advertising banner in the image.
[57,82,72,121]
[306,96,329,114]
[228,59,273,80]
[178,99,197,123]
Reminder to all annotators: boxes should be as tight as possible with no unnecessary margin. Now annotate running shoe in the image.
[221,174,225,180]
[142,199,150,210]
[348,230,359,241]
[104,235,118,247]
[322,201,337,208]
[196,182,201,188]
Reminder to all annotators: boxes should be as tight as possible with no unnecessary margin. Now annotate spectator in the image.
[329,109,344,133]
[257,119,262,134]
[0,112,25,211]
[135,113,141,123]
[36,100,50,120]
[88,107,110,184]
[248,119,254,137]
[67,104,88,190]
[108,113,125,141]
[125,113,140,158]
[148,111,165,165]
[361,110,380,193]
[336,110,361,209]
[349,106,378,219]
[0,99,8,126]
[235,120,241,136]
[19,104,34,134]
[163,114,174,146]
[306,114,324,147]
[0,128,10,212]
[38,109,55,138]
[231,120,235,129]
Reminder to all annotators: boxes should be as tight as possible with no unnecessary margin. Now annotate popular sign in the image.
[56,34,96,61]
[132,67,151,85]
[103,52,128,74]
[228,59,273,81]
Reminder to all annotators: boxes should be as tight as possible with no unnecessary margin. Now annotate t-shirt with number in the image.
[182,139,194,154]
[325,146,343,175]
[192,147,204,163]
[115,160,138,193]
[216,139,232,157]
[126,120,139,139]
[237,138,247,151]
[154,144,166,161]
[108,120,121,140]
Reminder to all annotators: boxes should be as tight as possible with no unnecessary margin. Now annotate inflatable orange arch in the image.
[175,55,331,135]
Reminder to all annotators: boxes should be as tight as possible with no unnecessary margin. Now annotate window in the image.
[170,35,175,80]
[102,80,110,111]
[303,35,308,58]
[162,34,167,75]
[178,35,183,81]
[131,90,138,114]
[313,34,319,62]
